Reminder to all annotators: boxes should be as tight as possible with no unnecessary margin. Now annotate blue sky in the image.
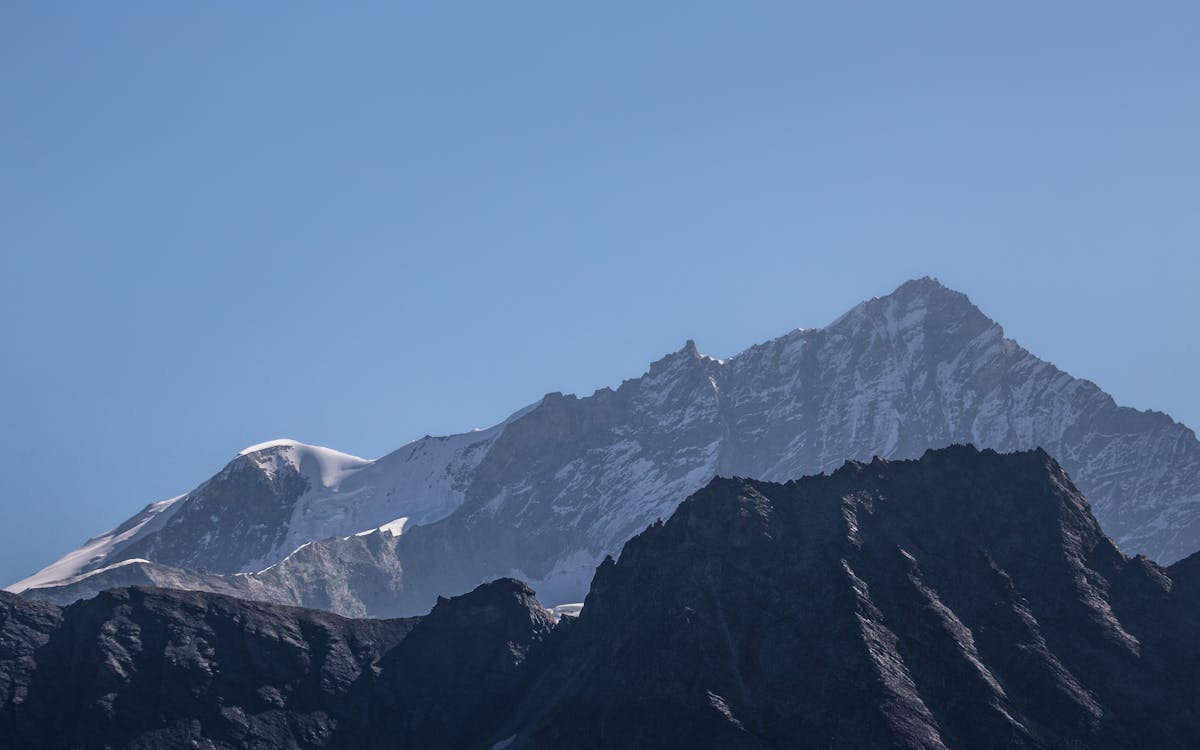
[1,3,1197,585]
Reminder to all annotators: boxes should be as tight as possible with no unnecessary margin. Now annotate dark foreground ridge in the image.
[4,445,1200,749]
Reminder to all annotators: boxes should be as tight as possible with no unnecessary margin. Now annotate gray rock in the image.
[15,279,1200,617]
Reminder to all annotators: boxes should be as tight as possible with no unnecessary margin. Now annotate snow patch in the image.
[23,557,154,590]
[5,495,185,593]
[354,517,408,537]
[546,602,584,622]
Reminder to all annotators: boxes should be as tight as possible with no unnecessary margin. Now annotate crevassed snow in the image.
[258,426,508,570]
[5,495,185,593]
[263,403,543,561]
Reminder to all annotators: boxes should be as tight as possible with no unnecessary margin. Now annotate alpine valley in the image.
[9,279,1200,618]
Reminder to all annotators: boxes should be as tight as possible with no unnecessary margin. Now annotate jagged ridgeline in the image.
[3,447,1200,749]
[11,279,1200,617]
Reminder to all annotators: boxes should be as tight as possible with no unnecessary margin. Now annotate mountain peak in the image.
[233,439,370,490]
[238,437,305,455]
[824,276,994,338]
[895,274,948,293]
[506,444,1180,749]
[17,275,1200,621]
[887,276,982,314]
[237,438,359,458]
[645,338,708,378]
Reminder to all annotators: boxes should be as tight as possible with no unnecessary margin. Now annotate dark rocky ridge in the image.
[502,445,1200,748]
[5,446,1200,748]
[0,580,552,749]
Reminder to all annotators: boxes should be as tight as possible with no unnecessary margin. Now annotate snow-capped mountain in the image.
[11,278,1200,616]
[6,428,508,593]
[9,447,1200,749]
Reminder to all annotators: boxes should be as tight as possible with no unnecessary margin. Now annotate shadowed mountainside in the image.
[4,446,1200,749]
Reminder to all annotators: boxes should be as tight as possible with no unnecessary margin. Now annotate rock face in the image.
[499,446,1200,749]
[4,446,1200,749]
[13,279,1200,617]
[7,432,506,596]
[0,579,552,749]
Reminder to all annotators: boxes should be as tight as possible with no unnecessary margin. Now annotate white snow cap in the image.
[238,439,371,489]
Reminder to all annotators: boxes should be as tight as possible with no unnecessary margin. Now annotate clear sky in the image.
[1,3,1197,585]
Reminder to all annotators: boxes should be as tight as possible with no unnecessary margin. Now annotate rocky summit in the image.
[3,446,1200,749]
[502,445,1200,748]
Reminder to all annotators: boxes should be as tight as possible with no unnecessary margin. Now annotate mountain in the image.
[12,278,1200,616]
[7,429,510,607]
[0,578,553,749]
[498,446,1200,749]
[5,447,1200,749]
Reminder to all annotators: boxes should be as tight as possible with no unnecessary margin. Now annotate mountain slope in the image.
[0,579,551,749]
[9,425,511,593]
[13,278,1200,616]
[497,446,1200,749]
[6,447,1200,749]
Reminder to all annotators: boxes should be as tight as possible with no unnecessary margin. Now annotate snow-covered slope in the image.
[6,496,185,594]
[14,278,1200,617]
[9,422,510,593]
